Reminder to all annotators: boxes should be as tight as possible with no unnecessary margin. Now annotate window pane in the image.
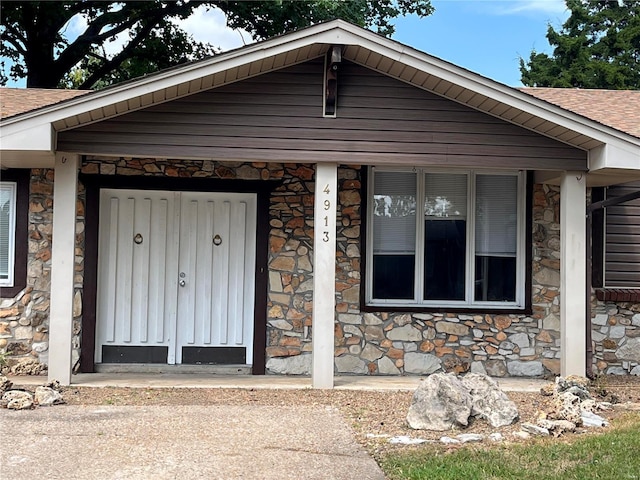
[474,175,517,301]
[0,183,17,284]
[372,171,416,299]
[424,173,467,301]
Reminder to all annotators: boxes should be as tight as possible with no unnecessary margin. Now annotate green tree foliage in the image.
[520,0,640,89]
[0,0,433,90]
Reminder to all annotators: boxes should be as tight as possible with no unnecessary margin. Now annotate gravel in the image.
[9,375,640,460]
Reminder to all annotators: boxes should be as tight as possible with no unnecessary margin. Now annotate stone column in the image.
[48,153,79,385]
[312,163,337,388]
[560,171,587,377]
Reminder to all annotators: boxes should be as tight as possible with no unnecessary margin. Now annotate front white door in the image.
[95,188,256,366]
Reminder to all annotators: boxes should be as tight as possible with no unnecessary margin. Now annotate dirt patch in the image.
[9,375,640,459]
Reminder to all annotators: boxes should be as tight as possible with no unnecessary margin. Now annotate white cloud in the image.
[172,5,254,52]
[57,5,252,60]
[490,0,567,16]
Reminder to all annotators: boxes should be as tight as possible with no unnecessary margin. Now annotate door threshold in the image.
[95,364,252,375]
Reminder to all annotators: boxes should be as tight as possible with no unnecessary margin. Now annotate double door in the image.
[95,189,256,366]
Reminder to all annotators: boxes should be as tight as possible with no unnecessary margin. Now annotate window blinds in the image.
[372,171,416,254]
[424,173,467,218]
[475,175,517,256]
[0,183,16,282]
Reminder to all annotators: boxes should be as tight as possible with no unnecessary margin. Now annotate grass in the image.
[380,414,640,480]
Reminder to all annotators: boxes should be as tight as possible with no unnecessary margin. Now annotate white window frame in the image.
[0,182,17,288]
[366,167,526,309]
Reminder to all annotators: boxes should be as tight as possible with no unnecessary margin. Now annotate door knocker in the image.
[213,234,222,246]
[134,233,143,245]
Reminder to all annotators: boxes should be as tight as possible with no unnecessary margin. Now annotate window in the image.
[367,168,526,309]
[0,182,17,287]
[0,169,29,297]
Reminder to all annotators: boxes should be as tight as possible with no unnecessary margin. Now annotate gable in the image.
[57,60,586,171]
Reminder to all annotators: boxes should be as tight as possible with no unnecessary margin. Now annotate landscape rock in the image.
[456,433,484,443]
[540,383,556,396]
[0,374,12,395]
[45,379,62,391]
[10,359,46,376]
[537,375,615,433]
[406,373,472,431]
[550,391,583,425]
[461,373,519,427]
[521,423,550,436]
[537,418,576,437]
[488,432,504,442]
[564,385,592,400]
[555,375,590,393]
[583,399,612,414]
[581,409,609,427]
[2,390,34,410]
[389,436,429,445]
[439,436,461,445]
[34,386,64,406]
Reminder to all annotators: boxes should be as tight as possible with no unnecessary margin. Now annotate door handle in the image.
[179,279,186,287]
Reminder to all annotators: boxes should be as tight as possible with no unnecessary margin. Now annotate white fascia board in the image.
[0,122,53,152]
[589,143,640,171]
[0,150,55,168]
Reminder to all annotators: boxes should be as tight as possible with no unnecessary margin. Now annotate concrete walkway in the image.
[2,404,385,480]
[9,373,548,392]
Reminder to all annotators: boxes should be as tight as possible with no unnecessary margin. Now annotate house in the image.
[1,20,639,387]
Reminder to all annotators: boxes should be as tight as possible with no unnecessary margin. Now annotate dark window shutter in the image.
[605,181,640,288]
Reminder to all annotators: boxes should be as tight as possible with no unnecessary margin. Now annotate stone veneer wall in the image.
[0,169,85,373]
[268,173,557,377]
[1,159,639,377]
[591,300,640,375]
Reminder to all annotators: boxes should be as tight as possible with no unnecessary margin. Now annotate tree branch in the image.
[2,24,28,55]
[78,14,169,89]
[56,2,200,84]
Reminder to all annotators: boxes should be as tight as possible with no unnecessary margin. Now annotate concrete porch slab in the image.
[8,373,549,392]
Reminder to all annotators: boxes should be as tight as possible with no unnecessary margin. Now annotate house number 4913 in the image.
[322,184,330,242]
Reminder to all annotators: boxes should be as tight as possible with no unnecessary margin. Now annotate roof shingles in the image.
[520,87,640,139]
[0,87,89,119]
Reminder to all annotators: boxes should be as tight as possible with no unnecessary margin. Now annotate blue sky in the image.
[393,0,570,86]
[3,0,570,88]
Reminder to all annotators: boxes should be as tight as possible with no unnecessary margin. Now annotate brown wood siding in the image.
[58,60,587,170]
[605,181,640,288]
